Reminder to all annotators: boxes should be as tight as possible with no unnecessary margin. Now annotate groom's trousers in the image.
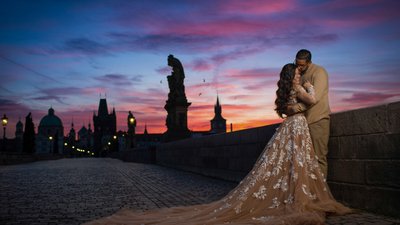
[308,118,330,178]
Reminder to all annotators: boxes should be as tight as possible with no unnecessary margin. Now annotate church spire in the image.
[144,123,148,135]
[214,95,222,117]
[210,95,226,134]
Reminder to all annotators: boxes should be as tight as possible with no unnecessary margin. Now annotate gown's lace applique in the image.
[302,184,317,200]
[252,216,275,222]
[281,176,289,192]
[263,171,271,180]
[269,197,280,208]
[273,177,282,189]
[234,202,243,214]
[238,186,250,201]
[310,173,317,180]
[284,194,294,204]
[252,185,267,200]
[219,203,231,211]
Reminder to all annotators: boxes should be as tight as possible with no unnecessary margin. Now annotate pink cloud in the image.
[156,66,170,75]
[305,0,400,30]
[165,19,268,37]
[188,59,213,71]
[216,0,296,15]
[222,68,278,80]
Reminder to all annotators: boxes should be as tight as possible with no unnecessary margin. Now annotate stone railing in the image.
[157,124,279,181]
[120,101,399,217]
[326,101,399,217]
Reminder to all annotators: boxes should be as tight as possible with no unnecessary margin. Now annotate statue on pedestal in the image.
[164,55,191,142]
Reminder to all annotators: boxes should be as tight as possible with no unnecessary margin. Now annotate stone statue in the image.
[23,112,35,153]
[167,54,186,101]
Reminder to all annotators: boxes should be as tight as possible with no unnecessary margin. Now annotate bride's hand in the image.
[303,81,312,89]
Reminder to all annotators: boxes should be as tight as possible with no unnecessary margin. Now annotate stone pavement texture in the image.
[0,158,399,225]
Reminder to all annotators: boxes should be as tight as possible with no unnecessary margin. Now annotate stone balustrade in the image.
[121,101,400,217]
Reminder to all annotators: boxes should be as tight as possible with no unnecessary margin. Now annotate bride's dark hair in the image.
[275,63,297,118]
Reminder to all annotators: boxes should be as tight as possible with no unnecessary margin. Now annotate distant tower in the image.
[67,121,76,155]
[15,119,23,152]
[68,122,76,143]
[210,96,226,134]
[88,122,93,148]
[93,98,116,156]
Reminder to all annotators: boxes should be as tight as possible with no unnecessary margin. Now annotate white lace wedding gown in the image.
[84,87,351,225]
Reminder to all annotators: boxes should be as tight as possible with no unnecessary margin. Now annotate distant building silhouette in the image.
[210,96,226,134]
[135,124,162,148]
[36,108,64,154]
[77,123,93,151]
[93,98,116,156]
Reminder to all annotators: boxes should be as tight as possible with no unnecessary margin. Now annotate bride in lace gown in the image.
[85,63,351,225]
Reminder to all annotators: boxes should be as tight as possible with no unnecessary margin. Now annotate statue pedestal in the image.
[163,101,191,142]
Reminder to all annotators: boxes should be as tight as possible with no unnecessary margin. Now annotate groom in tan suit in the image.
[289,49,330,178]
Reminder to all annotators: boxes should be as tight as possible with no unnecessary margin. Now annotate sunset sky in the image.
[1,0,400,137]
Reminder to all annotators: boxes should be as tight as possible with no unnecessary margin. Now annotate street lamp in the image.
[2,114,8,139]
[1,114,8,151]
[49,136,53,153]
[129,117,135,125]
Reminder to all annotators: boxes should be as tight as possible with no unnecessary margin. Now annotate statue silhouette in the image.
[167,54,186,101]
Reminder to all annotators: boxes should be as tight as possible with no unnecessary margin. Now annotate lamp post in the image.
[2,114,8,151]
[2,114,8,139]
[127,111,136,148]
[112,135,118,152]
[49,136,53,154]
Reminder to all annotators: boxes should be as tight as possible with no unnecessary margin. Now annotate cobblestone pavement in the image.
[0,158,399,225]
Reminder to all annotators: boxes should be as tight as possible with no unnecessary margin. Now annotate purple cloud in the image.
[94,74,142,86]
[61,38,109,55]
[156,66,171,75]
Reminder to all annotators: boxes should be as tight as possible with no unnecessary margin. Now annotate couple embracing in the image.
[85,49,352,225]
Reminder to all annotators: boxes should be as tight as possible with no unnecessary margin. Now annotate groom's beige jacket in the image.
[295,63,330,124]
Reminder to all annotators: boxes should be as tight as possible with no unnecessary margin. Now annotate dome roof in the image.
[39,108,63,127]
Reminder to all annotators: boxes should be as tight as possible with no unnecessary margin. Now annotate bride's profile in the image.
[84,63,352,225]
